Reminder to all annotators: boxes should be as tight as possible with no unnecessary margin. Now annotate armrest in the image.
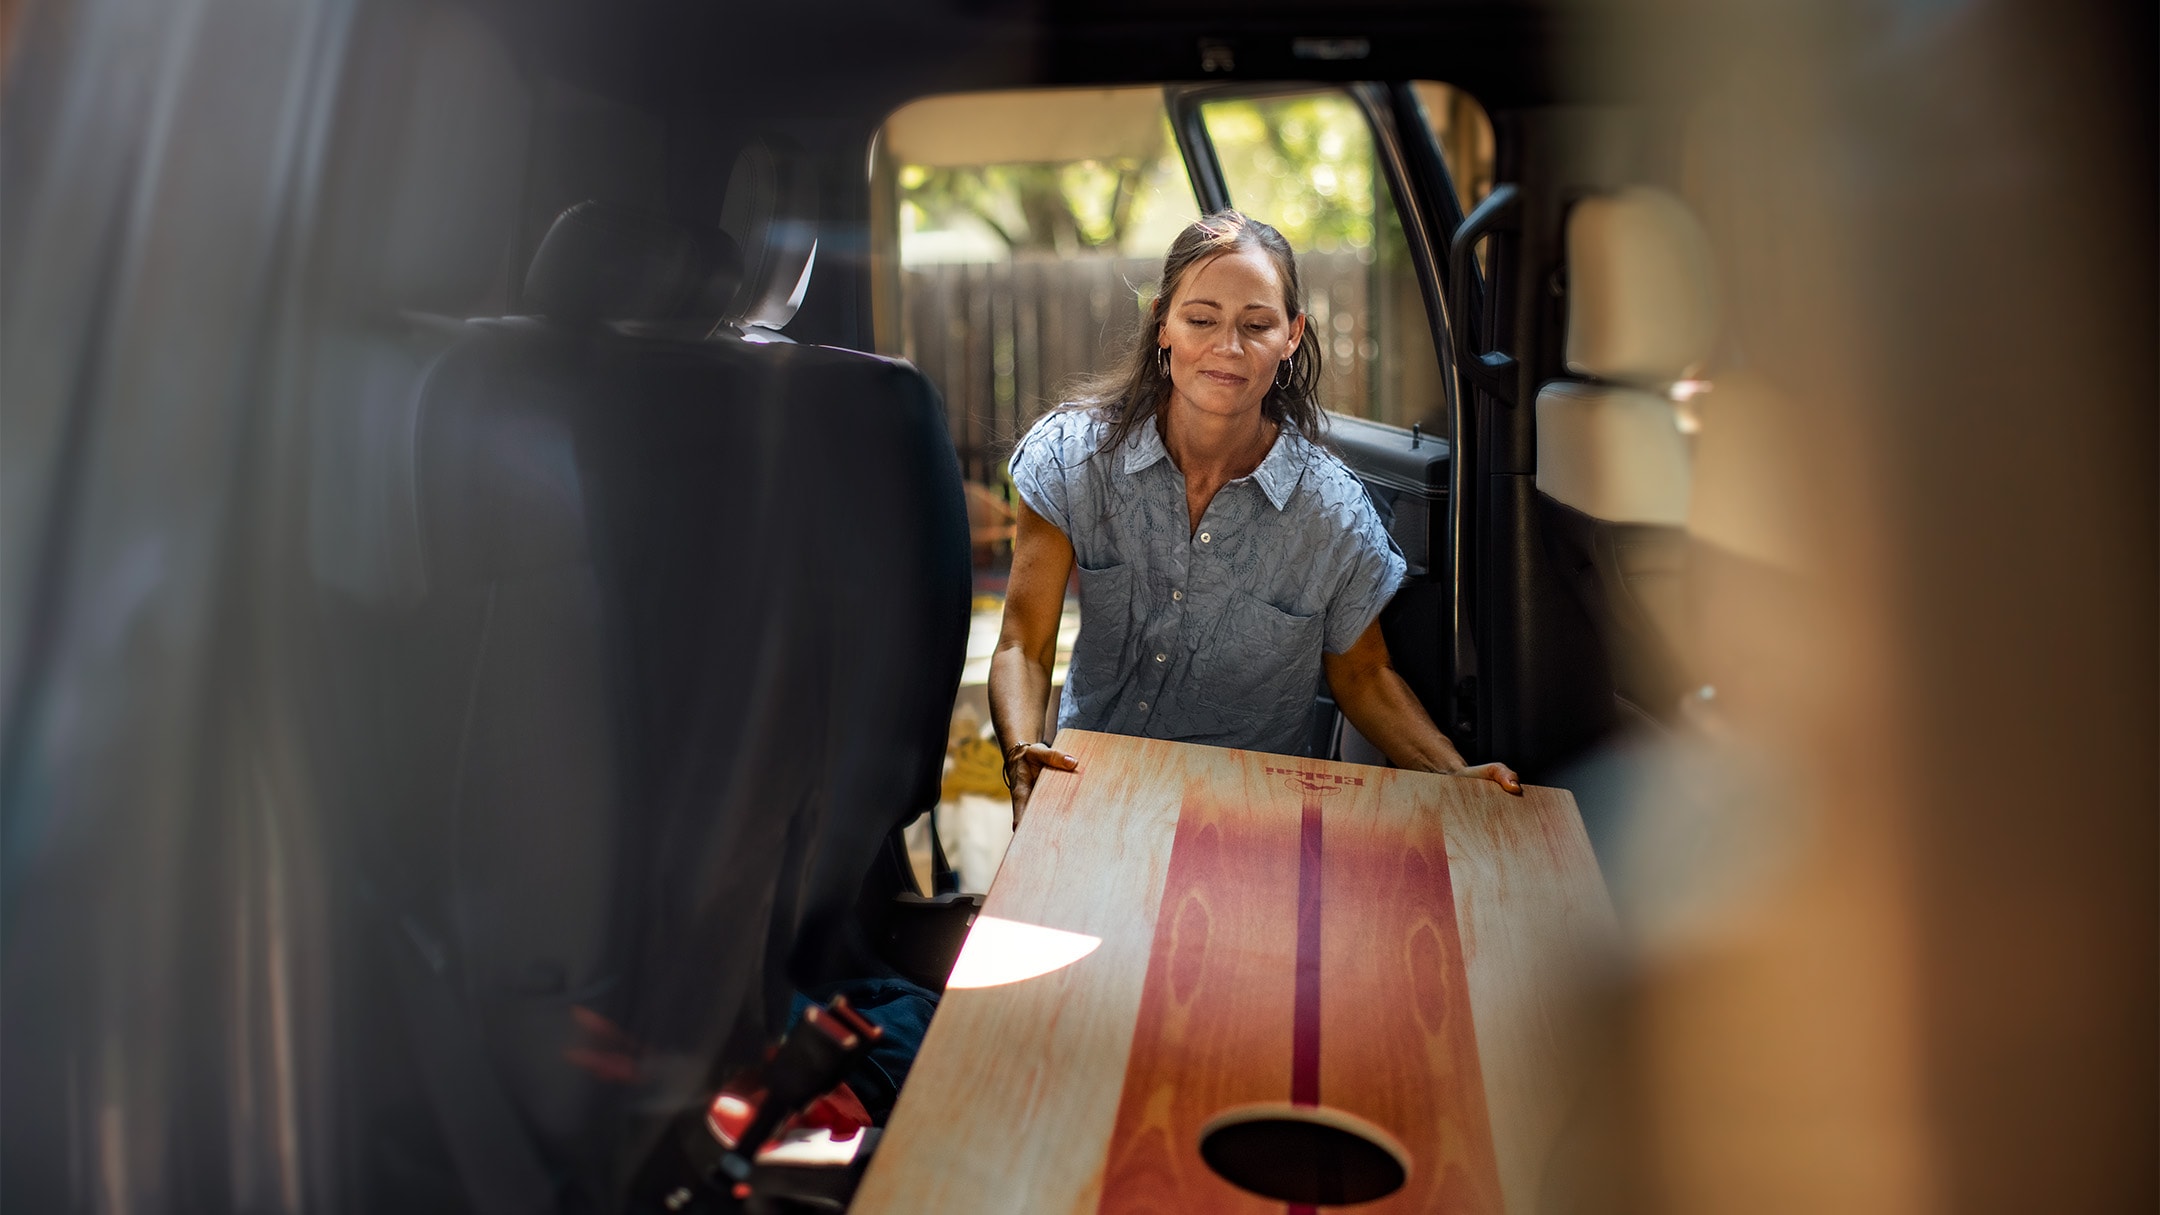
[879,892,983,993]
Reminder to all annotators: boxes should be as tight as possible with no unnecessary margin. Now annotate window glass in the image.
[1411,81,1497,218]
[1199,91,1444,431]
[1412,80,1497,276]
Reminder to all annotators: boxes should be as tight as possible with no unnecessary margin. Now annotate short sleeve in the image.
[1321,484,1408,655]
[1008,410,1084,534]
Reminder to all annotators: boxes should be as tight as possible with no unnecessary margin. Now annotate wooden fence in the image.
[901,251,1381,489]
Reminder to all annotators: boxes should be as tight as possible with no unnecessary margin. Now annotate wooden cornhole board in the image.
[851,730,1619,1214]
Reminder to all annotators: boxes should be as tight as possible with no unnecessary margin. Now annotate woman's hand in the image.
[1003,741,1081,827]
[1323,620,1525,797]
[1443,761,1523,794]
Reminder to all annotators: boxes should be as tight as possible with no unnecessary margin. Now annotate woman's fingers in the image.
[1454,762,1524,795]
[1027,743,1080,772]
[1004,744,1078,785]
[1008,746,1079,828]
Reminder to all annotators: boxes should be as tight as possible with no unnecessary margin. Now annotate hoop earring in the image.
[1157,346,1171,376]
[1274,359,1294,390]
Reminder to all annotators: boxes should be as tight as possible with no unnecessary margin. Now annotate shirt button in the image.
[1138,701,1148,711]
[1172,589,1183,600]
[1154,653,1166,663]
[1199,532,1211,543]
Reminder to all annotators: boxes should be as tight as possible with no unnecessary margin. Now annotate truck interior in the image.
[1,0,2151,1211]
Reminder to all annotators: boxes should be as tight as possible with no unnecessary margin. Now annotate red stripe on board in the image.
[1096,760,1502,1214]
[1289,788,1325,1109]
[1096,787,1301,1214]
[1319,788,1507,1212]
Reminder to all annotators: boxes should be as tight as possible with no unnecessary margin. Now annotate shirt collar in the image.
[1120,416,1305,512]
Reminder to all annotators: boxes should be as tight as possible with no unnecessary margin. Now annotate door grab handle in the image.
[1446,184,1520,405]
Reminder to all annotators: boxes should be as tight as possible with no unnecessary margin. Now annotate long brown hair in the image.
[1065,210,1325,458]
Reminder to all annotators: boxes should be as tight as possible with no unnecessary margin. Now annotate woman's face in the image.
[1158,247,1305,426]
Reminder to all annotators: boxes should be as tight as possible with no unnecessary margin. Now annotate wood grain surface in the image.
[850,731,1616,1214]
[1443,774,1622,1213]
[1309,759,1506,1213]
[1092,759,1307,1214]
[851,731,1185,1214]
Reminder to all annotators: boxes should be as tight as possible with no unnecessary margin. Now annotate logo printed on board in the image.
[1264,765,1363,796]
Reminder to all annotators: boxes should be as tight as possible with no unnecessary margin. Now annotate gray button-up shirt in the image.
[1010,407,1406,758]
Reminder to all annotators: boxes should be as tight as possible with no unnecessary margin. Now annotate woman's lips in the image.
[1201,370,1248,385]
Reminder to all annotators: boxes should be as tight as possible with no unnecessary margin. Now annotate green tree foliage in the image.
[900,160,1152,255]
[1199,94,1377,254]
[896,93,1381,257]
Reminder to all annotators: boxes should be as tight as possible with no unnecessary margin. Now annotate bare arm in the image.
[990,498,1082,823]
[1323,619,1521,793]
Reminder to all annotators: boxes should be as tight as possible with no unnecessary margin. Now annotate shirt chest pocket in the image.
[1068,561,1138,690]
[1192,591,1327,715]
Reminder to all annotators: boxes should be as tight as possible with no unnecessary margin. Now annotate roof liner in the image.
[471,0,1607,119]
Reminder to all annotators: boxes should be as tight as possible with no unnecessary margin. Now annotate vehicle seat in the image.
[1534,186,1717,725]
[362,195,966,1204]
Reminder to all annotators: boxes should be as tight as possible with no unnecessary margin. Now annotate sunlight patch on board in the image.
[945,915,1102,989]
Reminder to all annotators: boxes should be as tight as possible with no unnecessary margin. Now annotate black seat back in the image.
[343,198,967,1207]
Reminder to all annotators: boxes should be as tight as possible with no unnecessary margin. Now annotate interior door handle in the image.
[1446,183,1520,404]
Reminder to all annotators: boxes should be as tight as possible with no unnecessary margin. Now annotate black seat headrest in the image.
[523,200,742,324]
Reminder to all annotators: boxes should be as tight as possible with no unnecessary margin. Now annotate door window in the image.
[867,83,1491,888]
[1411,81,1498,219]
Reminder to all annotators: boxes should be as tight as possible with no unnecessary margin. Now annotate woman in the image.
[992,211,1521,820]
